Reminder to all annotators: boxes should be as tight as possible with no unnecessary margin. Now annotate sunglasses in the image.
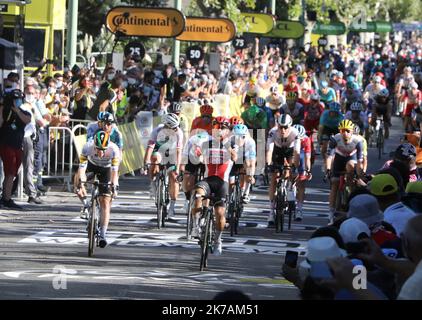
[278,125,289,130]
[340,129,351,133]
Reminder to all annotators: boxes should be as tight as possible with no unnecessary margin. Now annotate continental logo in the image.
[106,7,185,38]
[177,17,236,43]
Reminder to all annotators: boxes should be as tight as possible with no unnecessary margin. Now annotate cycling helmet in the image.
[233,124,249,136]
[162,113,180,129]
[94,130,110,150]
[346,81,355,89]
[328,102,341,113]
[288,74,298,82]
[338,119,354,131]
[230,116,244,127]
[377,88,389,98]
[350,101,363,112]
[353,124,361,135]
[346,75,355,82]
[213,116,230,128]
[169,102,182,113]
[97,111,105,121]
[310,93,320,101]
[277,114,293,127]
[394,143,416,161]
[375,72,384,78]
[255,97,266,107]
[200,104,213,116]
[286,91,298,100]
[320,80,328,88]
[102,112,115,124]
[293,124,306,138]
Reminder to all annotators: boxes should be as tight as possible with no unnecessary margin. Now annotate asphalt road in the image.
[0,116,405,300]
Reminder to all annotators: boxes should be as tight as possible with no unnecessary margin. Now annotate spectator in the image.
[0,88,32,209]
[339,217,371,244]
[72,74,94,120]
[369,173,416,235]
[402,181,422,214]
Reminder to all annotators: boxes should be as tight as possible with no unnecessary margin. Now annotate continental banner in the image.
[176,17,236,43]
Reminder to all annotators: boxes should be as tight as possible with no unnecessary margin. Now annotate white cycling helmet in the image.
[162,113,180,129]
[293,124,306,138]
[350,101,363,111]
[310,93,320,101]
[277,114,293,127]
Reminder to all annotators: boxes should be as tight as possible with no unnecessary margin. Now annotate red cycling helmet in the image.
[213,116,230,128]
[375,72,384,78]
[200,104,213,116]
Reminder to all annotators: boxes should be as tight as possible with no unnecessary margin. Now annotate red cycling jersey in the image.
[191,116,214,135]
[301,136,312,155]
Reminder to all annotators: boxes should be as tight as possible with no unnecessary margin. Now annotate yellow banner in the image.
[119,122,144,175]
[177,17,236,42]
[240,13,275,34]
[106,6,185,37]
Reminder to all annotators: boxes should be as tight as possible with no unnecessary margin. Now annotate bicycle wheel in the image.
[156,178,163,229]
[377,128,384,160]
[199,209,211,271]
[88,200,96,257]
[234,184,243,235]
[275,188,285,233]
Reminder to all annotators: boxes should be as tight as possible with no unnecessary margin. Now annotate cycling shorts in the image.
[195,176,228,207]
[321,126,339,141]
[271,145,294,168]
[86,161,112,196]
[229,163,244,177]
[185,159,205,177]
[332,153,357,178]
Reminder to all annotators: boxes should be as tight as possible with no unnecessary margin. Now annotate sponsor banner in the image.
[176,17,236,42]
[106,6,185,37]
[265,20,305,39]
[240,13,275,34]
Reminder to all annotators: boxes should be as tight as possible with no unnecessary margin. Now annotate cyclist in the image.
[371,88,392,139]
[363,75,386,108]
[318,81,337,106]
[266,84,285,115]
[75,131,120,248]
[191,104,214,135]
[255,97,275,129]
[325,119,364,222]
[266,114,300,227]
[411,102,422,134]
[318,102,344,168]
[280,91,304,125]
[402,82,421,133]
[340,80,362,112]
[292,124,312,221]
[345,101,368,134]
[144,113,183,217]
[229,115,244,129]
[303,93,325,157]
[180,131,209,213]
[87,112,123,150]
[395,66,415,116]
[191,116,238,255]
[229,124,256,203]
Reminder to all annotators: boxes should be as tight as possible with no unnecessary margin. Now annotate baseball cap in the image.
[405,181,422,194]
[339,218,371,244]
[370,174,398,196]
[347,194,384,226]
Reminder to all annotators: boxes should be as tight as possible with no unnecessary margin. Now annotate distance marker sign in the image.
[106,7,185,37]
[186,46,204,64]
[124,42,145,59]
[176,17,236,43]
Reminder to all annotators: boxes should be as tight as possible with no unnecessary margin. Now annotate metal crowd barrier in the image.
[45,127,76,192]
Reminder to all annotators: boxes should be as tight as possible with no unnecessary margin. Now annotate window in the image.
[23,28,46,67]
[53,30,63,70]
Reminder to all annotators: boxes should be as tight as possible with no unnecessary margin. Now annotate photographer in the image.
[0,88,32,209]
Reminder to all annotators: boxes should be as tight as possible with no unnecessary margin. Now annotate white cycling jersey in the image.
[230,135,257,162]
[267,127,300,153]
[79,141,120,171]
[328,133,363,160]
[148,124,184,153]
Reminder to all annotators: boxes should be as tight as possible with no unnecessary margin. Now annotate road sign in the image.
[176,17,236,43]
[240,13,275,34]
[312,22,346,35]
[124,41,145,59]
[106,6,185,38]
[186,45,204,63]
[233,36,247,50]
[318,37,328,47]
[264,20,305,39]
